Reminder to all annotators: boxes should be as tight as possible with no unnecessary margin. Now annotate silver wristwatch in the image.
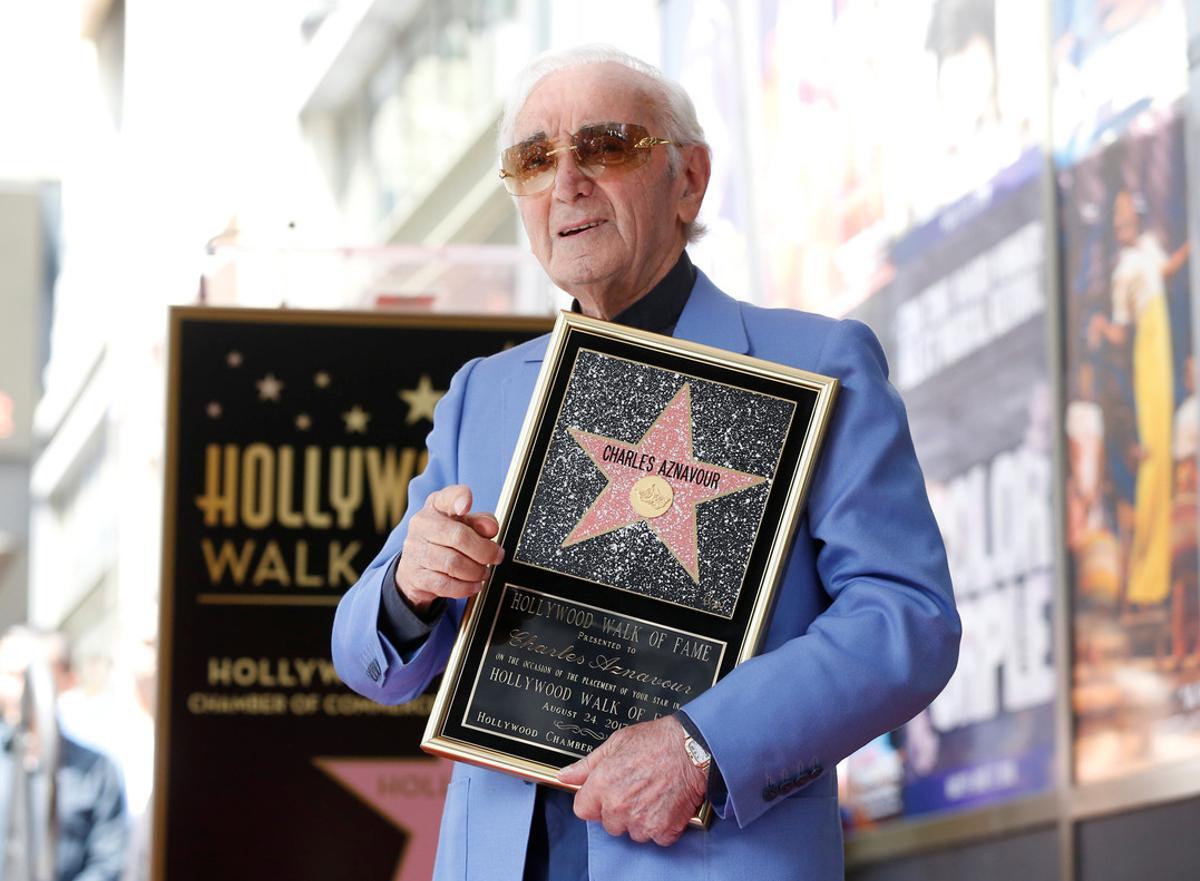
[683,734,711,771]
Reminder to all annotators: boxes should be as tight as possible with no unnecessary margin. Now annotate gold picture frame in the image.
[422,312,839,823]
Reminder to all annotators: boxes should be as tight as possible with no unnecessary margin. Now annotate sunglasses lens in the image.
[575,124,650,171]
[500,140,557,195]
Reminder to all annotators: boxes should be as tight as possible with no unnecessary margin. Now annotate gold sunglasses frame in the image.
[498,126,673,195]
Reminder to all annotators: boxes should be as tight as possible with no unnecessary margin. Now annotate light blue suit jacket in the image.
[331,270,960,880]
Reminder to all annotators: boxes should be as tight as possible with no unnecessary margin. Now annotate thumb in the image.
[557,747,602,786]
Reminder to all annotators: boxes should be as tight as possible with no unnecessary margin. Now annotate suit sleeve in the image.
[680,318,961,827]
[330,357,483,704]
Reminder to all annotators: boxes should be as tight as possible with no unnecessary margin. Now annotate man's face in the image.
[936,36,998,145]
[1113,190,1139,247]
[511,63,702,316]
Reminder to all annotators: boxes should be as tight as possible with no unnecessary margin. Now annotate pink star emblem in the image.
[314,757,450,881]
[563,384,766,582]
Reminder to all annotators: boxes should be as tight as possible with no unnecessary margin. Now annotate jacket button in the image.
[778,779,796,795]
[367,659,382,681]
[762,784,778,801]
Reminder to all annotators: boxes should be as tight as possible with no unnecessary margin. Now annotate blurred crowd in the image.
[0,626,154,881]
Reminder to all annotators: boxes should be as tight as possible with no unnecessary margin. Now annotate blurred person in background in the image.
[923,0,1020,213]
[113,628,156,881]
[1170,355,1199,668]
[0,628,126,881]
[1089,190,1190,615]
[31,621,156,881]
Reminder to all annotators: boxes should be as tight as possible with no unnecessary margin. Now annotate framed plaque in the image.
[422,312,838,813]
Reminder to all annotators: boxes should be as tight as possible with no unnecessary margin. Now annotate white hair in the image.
[499,44,710,243]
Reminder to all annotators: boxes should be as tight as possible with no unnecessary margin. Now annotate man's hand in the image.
[395,485,503,614]
[557,715,706,847]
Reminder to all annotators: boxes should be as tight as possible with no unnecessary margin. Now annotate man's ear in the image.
[676,144,711,226]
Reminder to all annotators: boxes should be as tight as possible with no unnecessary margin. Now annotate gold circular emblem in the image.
[630,475,674,518]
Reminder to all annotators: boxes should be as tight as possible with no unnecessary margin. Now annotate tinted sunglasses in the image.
[499,122,672,196]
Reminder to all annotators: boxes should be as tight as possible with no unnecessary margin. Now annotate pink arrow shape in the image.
[314,757,452,881]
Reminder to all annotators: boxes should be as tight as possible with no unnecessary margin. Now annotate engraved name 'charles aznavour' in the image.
[599,443,725,490]
[502,590,717,697]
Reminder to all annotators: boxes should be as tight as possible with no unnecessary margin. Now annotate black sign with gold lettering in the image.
[155,308,549,881]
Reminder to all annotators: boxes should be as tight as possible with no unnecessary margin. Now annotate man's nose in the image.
[551,147,594,200]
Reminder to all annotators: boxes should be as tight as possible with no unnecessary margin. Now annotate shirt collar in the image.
[570,250,697,335]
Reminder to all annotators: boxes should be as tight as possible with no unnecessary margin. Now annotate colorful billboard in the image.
[842,159,1057,824]
[1060,105,1197,783]
[1052,0,1189,165]
[755,0,1045,316]
[661,0,760,302]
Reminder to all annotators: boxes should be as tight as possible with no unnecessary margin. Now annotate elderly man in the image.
[332,45,959,881]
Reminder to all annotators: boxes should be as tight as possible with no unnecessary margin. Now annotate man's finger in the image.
[423,515,504,566]
[600,811,625,838]
[629,828,651,844]
[572,785,601,822]
[430,485,473,517]
[410,568,486,600]
[461,512,500,539]
[651,829,683,848]
[418,543,490,583]
[557,751,597,786]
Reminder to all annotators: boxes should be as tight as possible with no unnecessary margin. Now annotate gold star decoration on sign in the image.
[256,373,284,401]
[226,351,243,367]
[342,406,370,434]
[206,402,222,419]
[314,371,331,388]
[295,413,312,431]
[399,374,445,425]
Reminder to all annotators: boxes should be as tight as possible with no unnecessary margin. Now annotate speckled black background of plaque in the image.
[515,350,794,617]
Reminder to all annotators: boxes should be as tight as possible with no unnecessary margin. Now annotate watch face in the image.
[685,737,711,767]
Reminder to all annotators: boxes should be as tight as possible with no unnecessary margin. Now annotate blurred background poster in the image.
[1188,0,1200,359]
[840,161,1057,826]
[753,0,1044,316]
[661,0,760,304]
[1052,0,1189,165]
[1060,104,1197,783]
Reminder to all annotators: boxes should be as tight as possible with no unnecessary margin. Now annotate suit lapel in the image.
[672,268,750,354]
[498,351,547,497]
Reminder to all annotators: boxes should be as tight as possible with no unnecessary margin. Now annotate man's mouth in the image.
[558,220,605,237]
